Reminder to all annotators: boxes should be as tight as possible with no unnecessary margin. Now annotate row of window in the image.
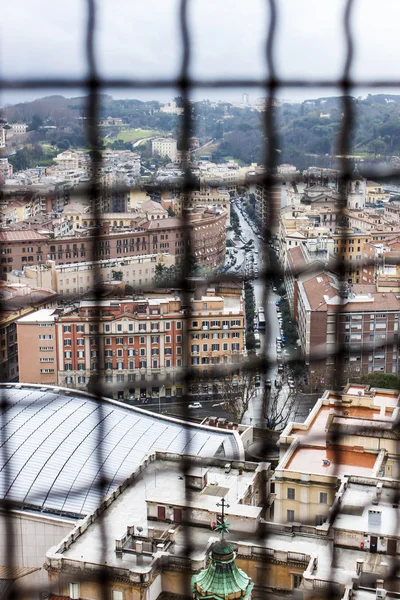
[63,322,182,333]
[64,359,181,371]
[192,355,239,365]
[63,336,183,347]
[286,488,327,503]
[192,332,240,340]
[191,343,240,352]
[192,320,242,328]
[286,509,326,527]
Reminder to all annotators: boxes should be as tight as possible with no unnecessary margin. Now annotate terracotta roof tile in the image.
[0,230,48,242]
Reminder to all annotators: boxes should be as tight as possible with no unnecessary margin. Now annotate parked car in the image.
[189,402,202,409]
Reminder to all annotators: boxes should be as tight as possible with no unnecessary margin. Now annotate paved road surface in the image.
[230,201,313,429]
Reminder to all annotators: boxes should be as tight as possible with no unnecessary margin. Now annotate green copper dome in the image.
[211,539,235,557]
[192,539,253,600]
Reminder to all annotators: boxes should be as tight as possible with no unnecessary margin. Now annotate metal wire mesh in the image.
[0,0,399,598]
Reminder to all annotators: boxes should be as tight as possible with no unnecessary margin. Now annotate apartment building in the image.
[7,253,175,296]
[295,272,400,382]
[151,137,178,161]
[17,289,246,401]
[53,150,80,170]
[161,187,231,218]
[8,122,27,136]
[188,290,245,382]
[199,161,255,193]
[284,242,338,312]
[0,127,6,149]
[384,203,400,223]
[59,204,168,233]
[280,201,400,283]
[0,208,227,276]
[366,181,390,205]
[245,171,285,235]
[0,284,58,383]
[273,384,400,527]
[257,185,282,233]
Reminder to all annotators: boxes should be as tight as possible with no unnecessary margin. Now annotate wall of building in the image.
[2,210,227,274]
[273,477,336,526]
[17,321,57,385]
[0,510,73,598]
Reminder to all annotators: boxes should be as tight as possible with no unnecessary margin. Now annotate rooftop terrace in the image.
[286,446,378,478]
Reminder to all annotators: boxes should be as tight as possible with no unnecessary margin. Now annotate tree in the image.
[28,114,43,131]
[154,263,168,286]
[215,121,224,140]
[359,373,400,391]
[263,386,297,431]
[367,138,386,158]
[221,371,257,424]
[167,206,175,217]
[154,263,180,286]
[174,96,184,108]
[87,375,100,396]
[112,270,123,281]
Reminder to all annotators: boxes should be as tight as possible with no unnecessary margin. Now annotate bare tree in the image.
[263,386,297,431]
[221,370,257,424]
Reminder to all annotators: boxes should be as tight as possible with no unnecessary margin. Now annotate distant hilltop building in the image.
[160,100,184,115]
[277,163,297,176]
[99,116,124,125]
[0,121,27,146]
[151,137,178,161]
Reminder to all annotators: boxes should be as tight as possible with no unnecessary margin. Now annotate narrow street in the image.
[230,202,297,427]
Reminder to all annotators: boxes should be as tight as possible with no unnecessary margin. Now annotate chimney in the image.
[372,482,383,505]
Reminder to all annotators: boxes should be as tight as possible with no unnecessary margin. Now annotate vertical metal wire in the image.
[84,1,110,598]
[0,394,15,600]
[177,0,196,559]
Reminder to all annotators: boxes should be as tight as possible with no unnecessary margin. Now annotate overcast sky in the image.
[2,0,400,106]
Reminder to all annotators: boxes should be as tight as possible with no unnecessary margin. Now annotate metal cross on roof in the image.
[215,497,230,537]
